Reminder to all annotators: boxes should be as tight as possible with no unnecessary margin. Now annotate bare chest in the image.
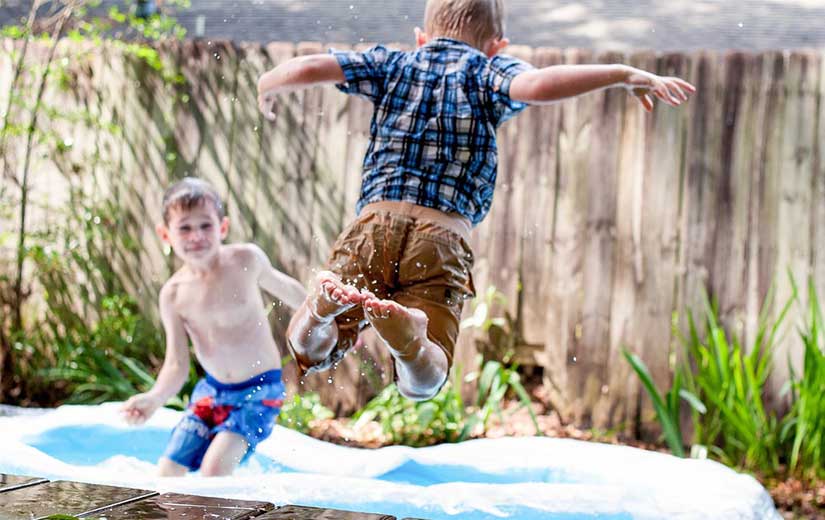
[176,276,263,331]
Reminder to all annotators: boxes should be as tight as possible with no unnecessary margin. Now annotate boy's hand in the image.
[257,89,278,122]
[121,392,164,425]
[623,67,696,112]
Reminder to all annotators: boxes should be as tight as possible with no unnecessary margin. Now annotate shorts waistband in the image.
[205,369,282,391]
[360,201,471,243]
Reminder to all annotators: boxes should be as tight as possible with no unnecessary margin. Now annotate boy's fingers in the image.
[673,77,696,92]
[651,85,675,105]
[654,88,678,106]
[661,81,684,102]
[636,93,653,112]
[664,79,689,101]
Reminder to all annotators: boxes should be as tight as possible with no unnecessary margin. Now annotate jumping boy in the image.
[256,0,695,401]
[121,177,306,476]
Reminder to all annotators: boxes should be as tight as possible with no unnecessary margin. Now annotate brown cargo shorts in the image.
[298,201,476,374]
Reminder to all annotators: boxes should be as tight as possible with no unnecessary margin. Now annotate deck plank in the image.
[0,480,155,519]
[255,504,396,519]
[0,474,49,493]
[0,475,412,520]
[88,492,274,519]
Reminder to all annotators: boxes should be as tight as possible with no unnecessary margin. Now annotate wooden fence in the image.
[1,39,823,431]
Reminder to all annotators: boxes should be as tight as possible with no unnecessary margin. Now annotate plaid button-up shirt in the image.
[331,38,533,226]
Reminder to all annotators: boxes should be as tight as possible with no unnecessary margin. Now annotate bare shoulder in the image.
[158,275,182,312]
[224,243,268,267]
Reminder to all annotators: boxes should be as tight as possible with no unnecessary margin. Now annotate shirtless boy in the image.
[121,177,306,476]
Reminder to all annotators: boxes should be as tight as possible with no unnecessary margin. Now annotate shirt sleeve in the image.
[483,54,535,126]
[329,45,397,103]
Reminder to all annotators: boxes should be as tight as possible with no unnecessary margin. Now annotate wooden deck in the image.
[0,473,424,520]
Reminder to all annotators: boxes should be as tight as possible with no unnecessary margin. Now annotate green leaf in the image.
[623,349,685,457]
[678,389,706,414]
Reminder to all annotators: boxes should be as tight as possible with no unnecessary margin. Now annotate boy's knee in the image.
[398,385,439,402]
[397,369,448,402]
[199,458,232,477]
[157,457,187,477]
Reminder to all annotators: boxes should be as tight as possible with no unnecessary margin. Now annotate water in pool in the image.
[0,404,780,520]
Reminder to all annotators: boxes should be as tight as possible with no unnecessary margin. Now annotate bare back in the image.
[164,244,281,383]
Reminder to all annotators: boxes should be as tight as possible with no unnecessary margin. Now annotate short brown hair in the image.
[424,0,504,49]
[161,177,225,224]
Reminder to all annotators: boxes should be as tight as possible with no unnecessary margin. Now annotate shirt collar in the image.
[425,37,485,55]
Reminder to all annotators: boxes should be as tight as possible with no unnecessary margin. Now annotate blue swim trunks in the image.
[162,369,285,471]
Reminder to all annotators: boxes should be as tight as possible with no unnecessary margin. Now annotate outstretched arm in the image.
[121,285,190,425]
[251,245,307,311]
[257,54,345,120]
[509,64,695,112]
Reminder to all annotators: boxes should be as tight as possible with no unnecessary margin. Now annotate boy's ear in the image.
[156,223,170,243]
[414,27,430,47]
[219,216,230,239]
[485,37,509,58]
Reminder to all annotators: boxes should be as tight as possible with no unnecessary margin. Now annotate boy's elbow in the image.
[285,55,342,84]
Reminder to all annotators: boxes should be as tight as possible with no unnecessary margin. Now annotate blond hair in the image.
[161,177,224,224]
[424,0,504,49]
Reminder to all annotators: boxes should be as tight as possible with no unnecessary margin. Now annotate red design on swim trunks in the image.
[262,398,283,408]
[192,396,233,426]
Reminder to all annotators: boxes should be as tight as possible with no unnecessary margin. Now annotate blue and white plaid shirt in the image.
[331,38,533,226]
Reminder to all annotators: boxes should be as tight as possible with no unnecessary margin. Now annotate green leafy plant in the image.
[463,354,542,438]
[0,0,190,405]
[678,287,793,474]
[6,189,180,405]
[622,349,705,457]
[351,374,467,447]
[625,282,793,471]
[351,354,541,447]
[781,277,825,478]
[277,392,334,434]
[461,285,519,363]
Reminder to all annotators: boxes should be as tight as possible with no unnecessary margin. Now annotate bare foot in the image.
[308,271,365,323]
[363,295,428,360]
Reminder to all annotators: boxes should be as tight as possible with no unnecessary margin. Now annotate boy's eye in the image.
[201,223,212,229]
[179,225,191,232]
